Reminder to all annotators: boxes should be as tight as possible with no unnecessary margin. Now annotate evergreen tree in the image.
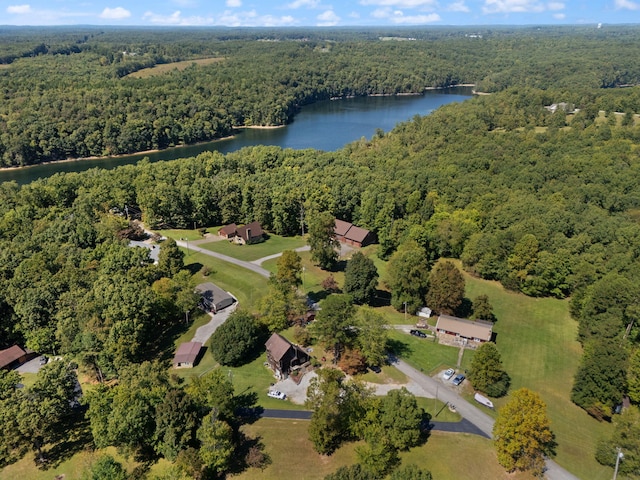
[468,342,510,397]
[209,310,264,367]
[157,238,185,277]
[385,241,430,313]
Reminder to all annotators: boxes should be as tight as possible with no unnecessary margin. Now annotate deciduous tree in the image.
[385,240,430,313]
[310,294,355,362]
[468,342,510,397]
[308,211,340,270]
[209,310,264,366]
[343,252,379,305]
[493,388,555,476]
[196,413,234,475]
[425,260,465,316]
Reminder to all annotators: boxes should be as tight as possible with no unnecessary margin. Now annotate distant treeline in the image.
[1,26,640,167]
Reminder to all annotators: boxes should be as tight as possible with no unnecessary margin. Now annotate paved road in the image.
[175,240,271,278]
[392,358,580,480]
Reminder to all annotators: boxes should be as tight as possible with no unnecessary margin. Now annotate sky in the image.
[1,0,639,27]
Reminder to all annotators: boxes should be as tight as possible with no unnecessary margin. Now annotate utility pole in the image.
[404,301,407,323]
[613,447,623,480]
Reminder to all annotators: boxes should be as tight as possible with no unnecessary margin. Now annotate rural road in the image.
[392,358,580,480]
[171,232,580,480]
[175,240,271,278]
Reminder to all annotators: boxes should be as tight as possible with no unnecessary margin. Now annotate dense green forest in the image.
[2,26,640,478]
[1,26,640,166]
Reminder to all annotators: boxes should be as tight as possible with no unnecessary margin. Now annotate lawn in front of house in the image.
[198,234,307,262]
[460,264,613,480]
[185,251,270,312]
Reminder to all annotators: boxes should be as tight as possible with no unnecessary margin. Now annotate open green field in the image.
[461,262,612,480]
[198,234,307,262]
[126,57,224,78]
[229,419,533,480]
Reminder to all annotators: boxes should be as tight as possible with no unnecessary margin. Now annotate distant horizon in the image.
[2,1,639,28]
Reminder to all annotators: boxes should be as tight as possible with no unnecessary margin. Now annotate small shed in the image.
[435,315,493,343]
[265,333,310,380]
[0,345,28,370]
[195,282,235,313]
[173,342,203,368]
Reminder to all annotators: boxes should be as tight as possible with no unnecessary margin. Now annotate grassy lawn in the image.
[198,234,306,262]
[158,228,205,241]
[460,263,613,480]
[401,431,535,480]
[185,251,269,312]
[126,57,224,78]
[387,329,471,374]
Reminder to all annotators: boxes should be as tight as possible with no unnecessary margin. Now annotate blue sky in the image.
[2,0,639,27]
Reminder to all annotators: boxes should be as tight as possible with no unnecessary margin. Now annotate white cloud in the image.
[370,6,439,22]
[615,0,640,10]
[553,12,565,19]
[547,2,564,10]
[360,0,436,6]
[448,1,470,12]
[99,7,131,19]
[226,0,242,7]
[348,10,361,18]
[142,9,296,26]
[317,9,340,25]
[288,0,321,8]
[482,0,545,14]
[7,4,32,14]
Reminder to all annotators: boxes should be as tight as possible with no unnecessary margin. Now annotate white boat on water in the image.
[474,392,494,409]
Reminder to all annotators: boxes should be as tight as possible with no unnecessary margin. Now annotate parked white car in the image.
[443,368,455,380]
[267,390,286,400]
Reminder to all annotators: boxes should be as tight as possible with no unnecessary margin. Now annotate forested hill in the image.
[1,26,640,167]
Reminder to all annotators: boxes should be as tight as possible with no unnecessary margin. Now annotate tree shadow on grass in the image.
[41,412,93,470]
[185,262,204,276]
[371,290,391,308]
[455,297,473,318]
[386,338,412,359]
[227,432,272,476]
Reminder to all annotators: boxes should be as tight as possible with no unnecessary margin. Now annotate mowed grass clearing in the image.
[199,234,307,262]
[126,57,224,78]
[460,262,613,480]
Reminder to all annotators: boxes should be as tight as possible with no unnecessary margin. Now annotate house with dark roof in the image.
[435,314,494,345]
[265,333,310,380]
[173,342,202,368]
[195,282,236,313]
[218,221,265,245]
[0,345,28,370]
[128,240,161,264]
[334,219,376,248]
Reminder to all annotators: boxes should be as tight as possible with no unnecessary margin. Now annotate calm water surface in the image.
[0,87,472,185]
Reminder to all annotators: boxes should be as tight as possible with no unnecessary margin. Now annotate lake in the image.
[0,87,473,185]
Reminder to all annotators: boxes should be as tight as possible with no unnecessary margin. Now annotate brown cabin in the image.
[334,219,375,247]
[265,333,310,380]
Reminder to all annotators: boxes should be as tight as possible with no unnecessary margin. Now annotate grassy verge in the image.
[198,234,306,262]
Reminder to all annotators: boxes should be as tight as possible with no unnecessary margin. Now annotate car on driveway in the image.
[442,368,455,380]
[410,329,427,338]
[452,374,466,386]
[267,390,286,400]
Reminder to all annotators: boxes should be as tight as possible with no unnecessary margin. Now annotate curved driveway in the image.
[175,240,271,278]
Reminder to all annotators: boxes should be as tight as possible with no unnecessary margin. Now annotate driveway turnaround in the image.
[191,303,237,344]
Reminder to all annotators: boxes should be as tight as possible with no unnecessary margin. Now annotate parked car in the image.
[39,356,48,365]
[443,368,455,380]
[410,329,427,338]
[369,365,382,374]
[267,390,286,400]
[452,374,466,386]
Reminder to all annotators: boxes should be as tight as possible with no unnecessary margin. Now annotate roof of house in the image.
[345,225,371,243]
[237,221,264,240]
[173,342,202,365]
[435,315,493,341]
[195,282,234,307]
[265,333,294,362]
[334,219,352,237]
[0,345,26,368]
[219,223,238,236]
[128,240,160,263]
